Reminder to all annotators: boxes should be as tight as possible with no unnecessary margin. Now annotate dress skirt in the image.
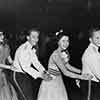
[37,75,68,100]
[0,71,18,100]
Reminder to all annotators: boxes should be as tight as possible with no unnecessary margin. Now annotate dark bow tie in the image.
[0,42,4,45]
[31,45,37,50]
[61,49,67,52]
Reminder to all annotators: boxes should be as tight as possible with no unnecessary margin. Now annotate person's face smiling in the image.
[27,31,39,46]
[90,31,100,47]
[58,36,69,50]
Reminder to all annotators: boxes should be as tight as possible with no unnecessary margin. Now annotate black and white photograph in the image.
[0,0,100,100]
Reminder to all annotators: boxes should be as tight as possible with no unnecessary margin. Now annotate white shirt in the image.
[13,41,45,79]
[82,43,100,82]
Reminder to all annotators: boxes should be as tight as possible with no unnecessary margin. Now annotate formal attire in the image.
[0,44,18,100]
[81,43,100,100]
[13,41,45,100]
[37,49,68,100]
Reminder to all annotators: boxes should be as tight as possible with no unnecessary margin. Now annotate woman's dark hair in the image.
[56,30,69,42]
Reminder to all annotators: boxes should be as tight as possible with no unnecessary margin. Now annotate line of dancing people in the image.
[0,27,100,100]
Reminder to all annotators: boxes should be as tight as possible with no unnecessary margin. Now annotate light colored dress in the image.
[37,49,69,100]
[0,44,18,100]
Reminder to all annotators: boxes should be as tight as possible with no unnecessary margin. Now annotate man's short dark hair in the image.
[89,27,100,38]
[26,28,40,36]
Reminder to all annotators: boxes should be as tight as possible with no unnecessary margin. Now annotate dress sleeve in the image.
[5,44,10,58]
[3,45,11,64]
[52,53,81,79]
[51,54,67,74]
[48,54,61,79]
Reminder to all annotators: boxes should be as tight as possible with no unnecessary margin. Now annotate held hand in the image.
[42,72,53,81]
[10,65,18,71]
[81,73,93,80]
[77,69,81,74]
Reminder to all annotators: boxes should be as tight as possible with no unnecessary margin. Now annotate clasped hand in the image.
[81,73,93,80]
[42,71,52,81]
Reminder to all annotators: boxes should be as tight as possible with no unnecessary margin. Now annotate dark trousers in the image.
[14,72,42,100]
[80,80,100,100]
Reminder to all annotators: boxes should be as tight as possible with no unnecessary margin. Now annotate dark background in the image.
[0,0,99,32]
[0,0,98,62]
[0,0,100,100]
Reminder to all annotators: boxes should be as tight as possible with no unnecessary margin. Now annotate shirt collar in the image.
[26,41,32,49]
[89,43,99,52]
[26,41,36,53]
